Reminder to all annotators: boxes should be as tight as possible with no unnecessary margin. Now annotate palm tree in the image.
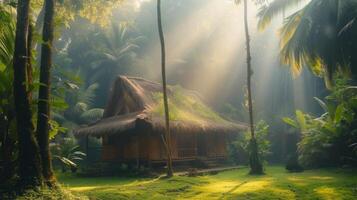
[258,0,357,87]
[93,22,139,75]
[157,0,173,177]
[36,0,56,186]
[60,83,104,126]
[235,0,264,174]
[12,0,43,187]
[88,23,140,106]
[0,3,16,183]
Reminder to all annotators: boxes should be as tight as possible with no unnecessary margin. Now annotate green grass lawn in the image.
[58,166,357,200]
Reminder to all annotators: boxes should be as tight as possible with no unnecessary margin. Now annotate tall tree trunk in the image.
[12,0,43,187]
[243,0,263,175]
[27,21,33,99]
[36,0,56,186]
[157,0,173,177]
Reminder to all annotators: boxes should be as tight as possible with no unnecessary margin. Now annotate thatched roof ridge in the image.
[75,76,247,137]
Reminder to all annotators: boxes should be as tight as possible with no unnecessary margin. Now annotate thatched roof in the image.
[75,76,247,137]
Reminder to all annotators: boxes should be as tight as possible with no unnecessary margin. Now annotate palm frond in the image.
[0,15,15,67]
[257,0,305,31]
[78,83,99,106]
[80,108,104,123]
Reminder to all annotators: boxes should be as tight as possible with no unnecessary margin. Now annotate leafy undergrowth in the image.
[58,166,357,200]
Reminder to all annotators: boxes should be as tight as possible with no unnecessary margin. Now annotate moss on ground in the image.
[57,166,357,200]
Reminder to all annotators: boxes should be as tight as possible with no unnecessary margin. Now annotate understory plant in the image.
[229,120,271,166]
[51,69,104,132]
[283,78,357,168]
[51,137,86,173]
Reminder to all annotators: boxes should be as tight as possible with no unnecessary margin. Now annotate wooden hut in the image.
[75,76,246,166]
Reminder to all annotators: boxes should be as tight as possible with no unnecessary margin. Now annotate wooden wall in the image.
[100,131,229,162]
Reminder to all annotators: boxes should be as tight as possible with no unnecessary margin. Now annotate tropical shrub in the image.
[51,70,104,133]
[229,120,271,165]
[51,137,86,173]
[283,78,357,167]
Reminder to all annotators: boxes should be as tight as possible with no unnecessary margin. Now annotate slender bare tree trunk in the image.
[36,0,56,186]
[26,21,33,99]
[13,0,43,187]
[243,0,254,140]
[157,0,173,177]
[243,0,263,174]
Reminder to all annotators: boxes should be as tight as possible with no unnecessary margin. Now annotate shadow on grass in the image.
[58,167,357,200]
[219,181,247,200]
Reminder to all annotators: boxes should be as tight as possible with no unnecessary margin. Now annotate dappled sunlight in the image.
[70,186,99,192]
[191,177,298,200]
[231,188,296,200]
[197,180,243,193]
[314,187,340,200]
[57,167,357,199]
[287,176,309,186]
[310,176,334,181]
[231,179,272,194]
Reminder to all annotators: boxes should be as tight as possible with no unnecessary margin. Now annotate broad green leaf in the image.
[59,157,77,167]
[334,104,344,123]
[327,103,336,122]
[314,97,328,112]
[49,119,67,139]
[296,110,306,131]
[64,82,80,90]
[282,117,299,129]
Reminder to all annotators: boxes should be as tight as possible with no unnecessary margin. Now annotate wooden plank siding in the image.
[100,131,229,163]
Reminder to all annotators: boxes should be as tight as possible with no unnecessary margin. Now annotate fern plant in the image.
[51,137,86,173]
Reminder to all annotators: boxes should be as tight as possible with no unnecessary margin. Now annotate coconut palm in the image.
[258,0,357,87]
[88,23,140,106]
[90,23,140,81]
[157,0,173,177]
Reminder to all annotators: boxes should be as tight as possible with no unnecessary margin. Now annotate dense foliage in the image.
[1,0,357,198]
[229,120,271,165]
[283,78,357,167]
[51,137,86,173]
[259,0,357,87]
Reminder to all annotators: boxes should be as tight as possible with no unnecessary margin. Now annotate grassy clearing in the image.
[57,166,357,200]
